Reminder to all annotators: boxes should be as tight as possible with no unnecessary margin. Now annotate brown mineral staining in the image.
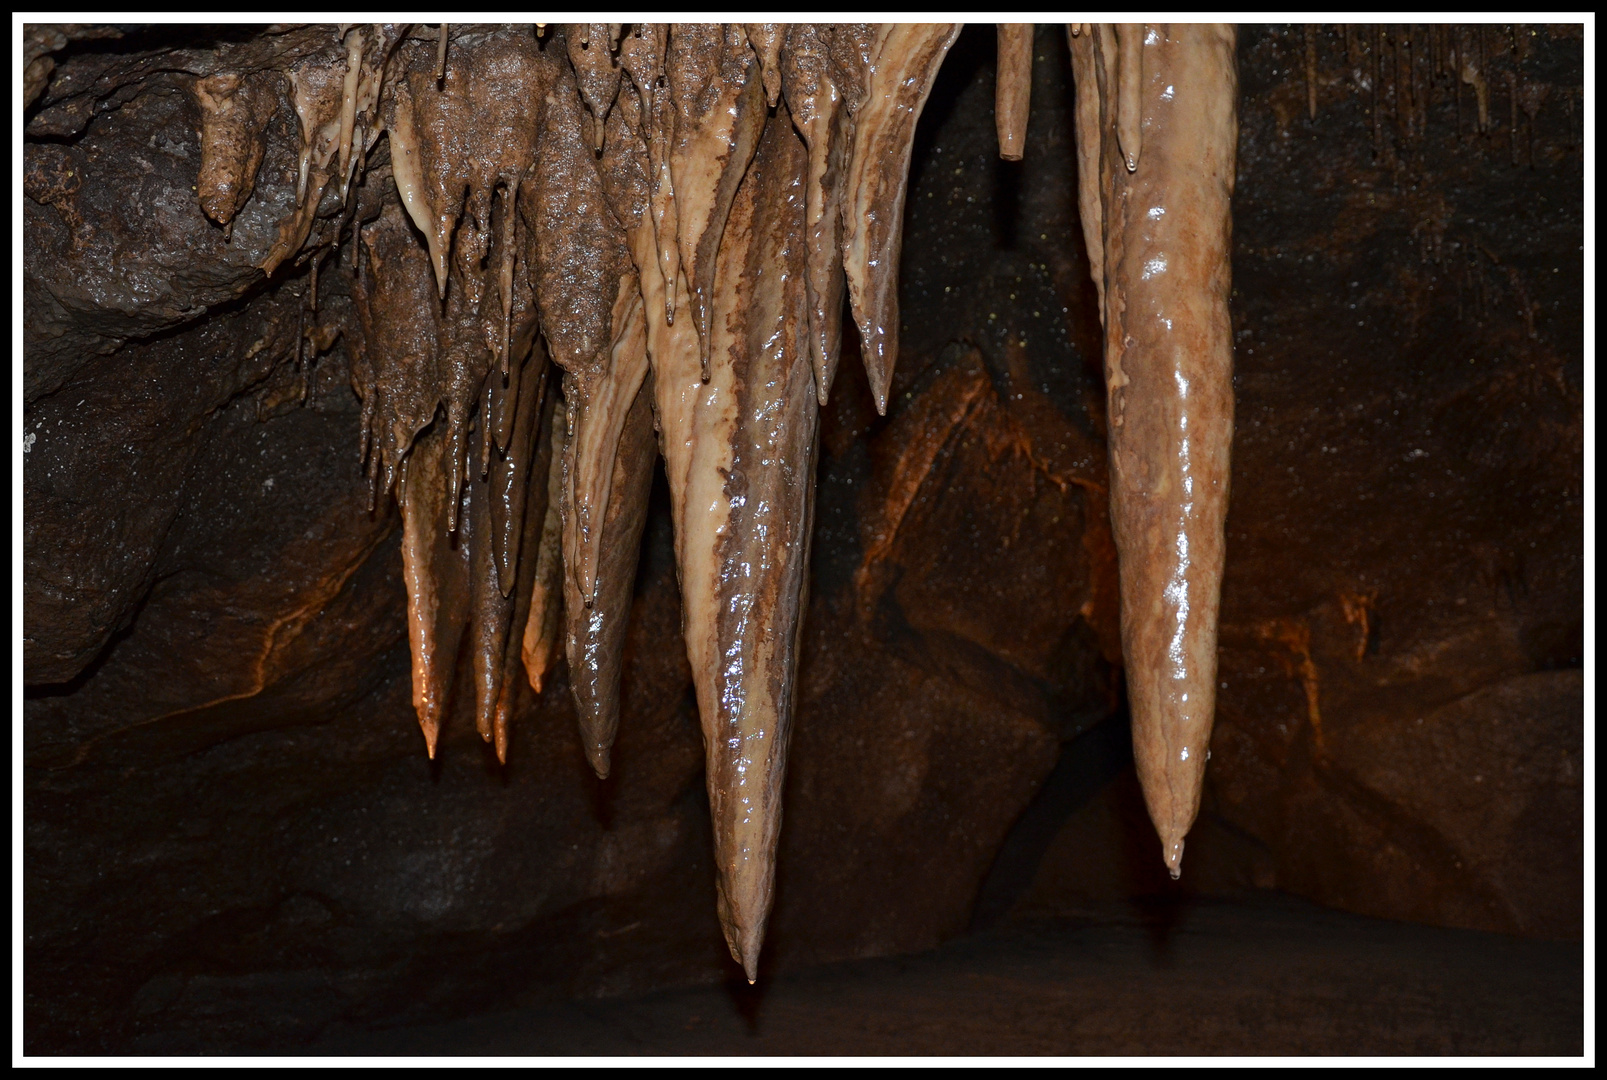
[666,24,766,378]
[531,51,629,388]
[745,23,787,107]
[1074,23,1238,877]
[194,71,278,227]
[567,23,623,149]
[469,422,518,743]
[349,200,447,495]
[490,338,548,595]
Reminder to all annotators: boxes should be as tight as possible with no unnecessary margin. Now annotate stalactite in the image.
[1305,25,1318,120]
[1073,23,1238,877]
[568,23,623,149]
[397,421,472,758]
[564,373,656,778]
[193,71,277,228]
[666,24,766,379]
[522,412,568,698]
[840,23,961,414]
[745,23,787,108]
[778,23,849,405]
[204,20,1245,979]
[686,100,816,980]
[995,24,1034,160]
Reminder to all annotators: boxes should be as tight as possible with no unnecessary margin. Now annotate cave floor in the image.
[302,893,1583,1059]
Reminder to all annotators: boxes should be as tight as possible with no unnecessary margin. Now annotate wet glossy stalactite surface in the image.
[22,24,1583,1055]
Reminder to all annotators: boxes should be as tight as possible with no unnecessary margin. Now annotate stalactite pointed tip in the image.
[1164,836,1185,879]
[587,746,612,780]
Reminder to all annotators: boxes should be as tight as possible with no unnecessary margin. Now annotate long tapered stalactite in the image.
[1071,23,1237,876]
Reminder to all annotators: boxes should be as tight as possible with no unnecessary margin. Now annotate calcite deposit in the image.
[23,24,1581,1052]
[70,22,1237,976]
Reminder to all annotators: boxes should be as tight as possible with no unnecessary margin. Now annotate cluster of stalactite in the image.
[191,22,1238,980]
[1303,24,1572,166]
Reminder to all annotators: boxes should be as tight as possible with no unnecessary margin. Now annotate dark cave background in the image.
[21,24,1584,1055]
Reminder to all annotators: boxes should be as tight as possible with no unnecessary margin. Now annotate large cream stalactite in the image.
[707,108,817,979]
[645,98,817,981]
[840,23,961,414]
[1075,23,1238,876]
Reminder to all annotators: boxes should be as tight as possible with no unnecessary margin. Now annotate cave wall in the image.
[22,24,1582,1054]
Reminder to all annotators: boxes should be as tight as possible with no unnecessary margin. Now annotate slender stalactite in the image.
[839,23,961,413]
[1074,23,1238,876]
[995,24,1034,160]
[199,20,1241,977]
[564,375,657,778]
[522,412,568,697]
[779,23,849,405]
[396,422,473,758]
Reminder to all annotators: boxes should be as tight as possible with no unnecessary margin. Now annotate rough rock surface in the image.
[23,24,1582,1054]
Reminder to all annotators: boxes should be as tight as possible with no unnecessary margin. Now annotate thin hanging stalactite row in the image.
[191,22,1239,981]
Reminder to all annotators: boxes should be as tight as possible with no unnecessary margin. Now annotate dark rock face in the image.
[23,24,1582,1054]
[1208,23,1584,939]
